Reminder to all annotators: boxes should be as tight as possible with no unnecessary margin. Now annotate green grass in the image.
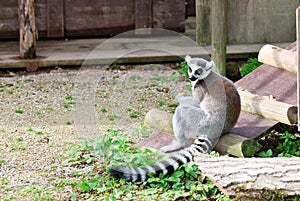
[240,58,262,77]
[178,60,189,78]
[60,127,230,201]
[15,109,24,114]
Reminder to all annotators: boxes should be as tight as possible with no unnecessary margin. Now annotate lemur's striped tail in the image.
[108,137,214,182]
[108,148,193,182]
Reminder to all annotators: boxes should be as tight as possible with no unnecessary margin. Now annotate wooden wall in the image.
[0,0,185,39]
[197,0,300,45]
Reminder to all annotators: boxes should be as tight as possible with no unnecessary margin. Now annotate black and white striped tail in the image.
[108,136,214,182]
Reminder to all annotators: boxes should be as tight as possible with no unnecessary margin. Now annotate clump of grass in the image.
[178,60,189,78]
[15,109,24,114]
[65,121,72,125]
[240,58,262,77]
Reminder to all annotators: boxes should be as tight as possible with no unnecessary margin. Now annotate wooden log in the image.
[194,154,300,199]
[258,44,297,74]
[297,6,300,131]
[144,109,262,157]
[211,0,227,75]
[238,88,298,125]
[196,0,211,45]
[18,0,38,59]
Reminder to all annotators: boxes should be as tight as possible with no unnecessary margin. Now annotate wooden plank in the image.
[227,0,300,44]
[152,0,185,32]
[297,6,300,131]
[0,1,19,38]
[64,0,135,37]
[0,39,292,69]
[135,0,152,30]
[47,0,64,37]
[211,0,227,75]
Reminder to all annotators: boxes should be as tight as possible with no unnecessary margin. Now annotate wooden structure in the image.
[0,0,186,39]
[211,0,227,75]
[196,0,300,45]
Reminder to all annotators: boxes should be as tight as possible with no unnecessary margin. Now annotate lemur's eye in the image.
[195,69,203,75]
[188,67,192,73]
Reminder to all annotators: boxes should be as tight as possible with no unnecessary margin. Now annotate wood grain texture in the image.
[258,44,297,74]
[18,0,38,59]
[135,0,152,29]
[47,0,64,37]
[211,0,227,75]
[238,88,297,125]
[152,0,185,32]
[194,155,300,199]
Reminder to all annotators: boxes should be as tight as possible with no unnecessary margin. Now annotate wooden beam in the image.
[195,0,211,45]
[297,6,300,131]
[194,154,300,199]
[211,0,227,76]
[238,88,298,125]
[258,44,297,74]
[144,109,261,157]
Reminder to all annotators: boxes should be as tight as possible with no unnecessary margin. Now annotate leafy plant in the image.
[257,130,300,157]
[277,131,300,157]
[61,127,230,200]
[178,60,189,78]
[257,149,273,158]
[240,58,262,77]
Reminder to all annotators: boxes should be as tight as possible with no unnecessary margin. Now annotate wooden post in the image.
[211,0,227,76]
[196,0,211,45]
[297,6,300,131]
[18,0,38,59]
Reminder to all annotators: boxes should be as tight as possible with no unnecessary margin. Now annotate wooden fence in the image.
[196,0,300,45]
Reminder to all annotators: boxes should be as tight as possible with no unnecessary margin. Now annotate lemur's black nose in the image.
[189,76,197,81]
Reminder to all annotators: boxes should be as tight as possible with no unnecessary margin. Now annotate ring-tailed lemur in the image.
[109,55,241,182]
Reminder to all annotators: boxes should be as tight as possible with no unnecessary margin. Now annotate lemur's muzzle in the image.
[189,76,197,81]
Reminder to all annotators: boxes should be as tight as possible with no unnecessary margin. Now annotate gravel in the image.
[0,64,189,199]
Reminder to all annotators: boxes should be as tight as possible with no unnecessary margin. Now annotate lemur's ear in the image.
[206,61,214,70]
[185,55,191,64]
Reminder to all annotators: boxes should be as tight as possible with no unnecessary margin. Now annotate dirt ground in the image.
[0,64,191,199]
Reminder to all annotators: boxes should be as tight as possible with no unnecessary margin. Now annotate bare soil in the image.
[0,64,189,200]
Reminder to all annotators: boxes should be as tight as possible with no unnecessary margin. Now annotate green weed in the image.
[15,109,24,114]
[257,130,300,157]
[240,58,262,77]
[178,60,189,78]
[61,127,230,200]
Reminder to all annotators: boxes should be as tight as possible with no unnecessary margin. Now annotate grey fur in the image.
[109,56,241,182]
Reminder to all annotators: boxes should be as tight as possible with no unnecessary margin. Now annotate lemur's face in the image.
[185,55,213,81]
